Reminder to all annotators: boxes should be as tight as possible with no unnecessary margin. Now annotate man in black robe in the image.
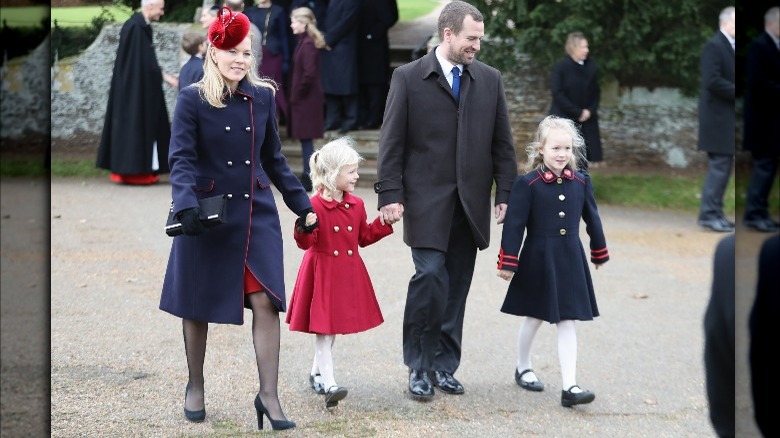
[96,0,175,185]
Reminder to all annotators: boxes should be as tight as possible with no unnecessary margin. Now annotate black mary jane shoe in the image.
[309,373,326,395]
[184,383,206,422]
[408,369,435,400]
[430,371,464,394]
[560,385,595,407]
[324,386,349,408]
[514,368,544,392]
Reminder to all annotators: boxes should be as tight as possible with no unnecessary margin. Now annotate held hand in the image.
[497,269,514,281]
[495,203,508,224]
[305,212,317,227]
[296,210,318,233]
[594,262,605,270]
[179,207,207,236]
[379,203,403,226]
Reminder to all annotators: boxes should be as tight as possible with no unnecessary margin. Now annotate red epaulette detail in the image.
[497,248,519,269]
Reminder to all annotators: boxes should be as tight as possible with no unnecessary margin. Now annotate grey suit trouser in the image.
[699,153,734,222]
[403,200,477,374]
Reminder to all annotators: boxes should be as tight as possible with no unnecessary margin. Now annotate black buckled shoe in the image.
[309,373,326,395]
[430,371,464,394]
[324,386,348,408]
[408,369,435,400]
[561,385,595,407]
[514,368,544,392]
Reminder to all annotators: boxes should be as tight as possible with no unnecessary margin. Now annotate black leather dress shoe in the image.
[561,385,595,407]
[430,371,464,394]
[745,218,780,233]
[408,369,434,400]
[514,368,544,392]
[309,373,326,395]
[698,219,734,232]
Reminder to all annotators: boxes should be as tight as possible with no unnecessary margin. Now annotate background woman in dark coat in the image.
[288,6,326,191]
[549,32,603,169]
[159,9,315,430]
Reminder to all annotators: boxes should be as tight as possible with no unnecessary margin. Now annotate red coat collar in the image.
[316,191,357,209]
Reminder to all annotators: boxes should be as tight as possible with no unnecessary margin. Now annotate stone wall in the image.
[2,24,735,170]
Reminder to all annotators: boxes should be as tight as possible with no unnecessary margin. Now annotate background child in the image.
[286,137,393,408]
[496,115,609,408]
[178,32,206,92]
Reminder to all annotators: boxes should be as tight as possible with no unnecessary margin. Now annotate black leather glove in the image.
[295,208,318,234]
[179,207,208,236]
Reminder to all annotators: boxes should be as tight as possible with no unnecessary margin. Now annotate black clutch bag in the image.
[165,194,227,237]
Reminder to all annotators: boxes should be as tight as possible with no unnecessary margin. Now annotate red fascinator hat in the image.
[208,7,251,50]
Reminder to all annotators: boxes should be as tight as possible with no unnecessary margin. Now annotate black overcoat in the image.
[549,56,602,162]
[160,80,312,325]
[743,31,780,157]
[288,33,324,140]
[375,48,517,251]
[497,167,609,323]
[320,0,359,95]
[697,32,735,155]
[96,12,171,174]
[357,0,398,85]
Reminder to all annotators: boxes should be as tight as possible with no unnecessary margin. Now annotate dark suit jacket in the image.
[358,0,398,85]
[743,31,780,157]
[96,12,170,174]
[549,56,602,161]
[703,233,735,438]
[375,47,517,251]
[697,31,735,155]
[320,0,360,95]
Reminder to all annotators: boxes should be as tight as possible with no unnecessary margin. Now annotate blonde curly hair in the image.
[524,115,587,172]
[309,137,363,193]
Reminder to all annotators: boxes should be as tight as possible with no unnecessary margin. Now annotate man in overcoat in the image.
[319,0,360,133]
[742,6,780,233]
[374,1,517,400]
[696,6,736,232]
[96,0,175,185]
[356,0,398,130]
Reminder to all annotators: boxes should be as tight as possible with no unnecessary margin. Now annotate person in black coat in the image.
[96,0,177,185]
[177,32,205,91]
[356,0,398,130]
[498,115,609,408]
[696,7,736,232]
[549,32,602,170]
[320,0,360,133]
[703,233,735,437]
[742,6,780,233]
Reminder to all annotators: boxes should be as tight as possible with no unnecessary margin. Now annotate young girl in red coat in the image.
[286,137,393,408]
[497,115,609,408]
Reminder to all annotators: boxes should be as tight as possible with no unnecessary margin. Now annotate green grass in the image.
[397,0,440,21]
[51,5,134,28]
[0,6,49,27]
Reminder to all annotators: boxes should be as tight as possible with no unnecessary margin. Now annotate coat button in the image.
[243,96,248,100]
[334,226,340,232]
[347,250,353,256]
[344,203,350,209]
[559,194,565,201]
[226,194,233,199]
[333,250,339,256]
[560,228,566,235]
[227,161,233,166]
[347,225,353,232]
[245,160,251,165]
[225,126,231,132]
[245,127,251,132]
[557,177,563,184]
[559,211,565,218]
[244,194,250,199]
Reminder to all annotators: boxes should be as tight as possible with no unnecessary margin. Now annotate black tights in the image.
[182,292,288,421]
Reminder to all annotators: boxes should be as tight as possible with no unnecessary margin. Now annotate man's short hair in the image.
[181,32,206,56]
[437,0,483,41]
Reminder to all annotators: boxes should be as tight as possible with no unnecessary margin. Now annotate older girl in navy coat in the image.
[286,137,393,408]
[159,8,316,430]
[497,115,609,408]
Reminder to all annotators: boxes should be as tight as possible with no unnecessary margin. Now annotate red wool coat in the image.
[286,192,393,334]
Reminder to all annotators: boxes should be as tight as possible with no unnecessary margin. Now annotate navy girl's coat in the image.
[497,167,609,323]
[160,79,312,325]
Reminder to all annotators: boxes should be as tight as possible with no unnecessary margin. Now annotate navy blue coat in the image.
[497,167,609,323]
[160,79,312,325]
[697,32,735,155]
[178,55,204,92]
[743,31,780,157]
[320,0,360,95]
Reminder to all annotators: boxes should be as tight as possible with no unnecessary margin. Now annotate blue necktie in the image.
[451,66,460,102]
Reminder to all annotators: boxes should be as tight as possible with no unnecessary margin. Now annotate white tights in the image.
[516,317,579,391]
[311,334,337,390]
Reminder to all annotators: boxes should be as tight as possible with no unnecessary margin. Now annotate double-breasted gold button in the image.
[245,160,251,166]
[245,127,251,132]
[347,225,353,232]
[225,126,231,132]
[559,194,566,201]
[557,178,563,184]
[227,161,233,166]
[333,250,339,256]
[560,229,567,235]
[559,211,565,218]
[347,250,353,256]
[244,194,250,199]
[226,194,233,199]
[334,226,340,232]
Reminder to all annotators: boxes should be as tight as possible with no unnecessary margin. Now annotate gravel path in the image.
[0,176,753,437]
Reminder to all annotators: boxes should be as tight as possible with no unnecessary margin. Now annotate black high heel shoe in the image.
[253,394,296,431]
[184,383,206,422]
